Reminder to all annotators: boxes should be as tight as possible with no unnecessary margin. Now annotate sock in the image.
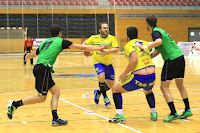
[113,93,122,109]
[183,98,190,111]
[99,82,107,98]
[150,108,156,113]
[168,102,177,115]
[104,83,110,91]
[13,100,23,108]
[52,110,58,120]
[116,109,123,115]
[146,93,155,108]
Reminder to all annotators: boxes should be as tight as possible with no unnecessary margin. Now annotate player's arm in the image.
[151,49,160,59]
[192,43,200,51]
[25,50,38,62]
[103,47,119,54]
[137,31,162,50]
[69,43,109,52]
[101,37,119,56]
[119,52,137,82]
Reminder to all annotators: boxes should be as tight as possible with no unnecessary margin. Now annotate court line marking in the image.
[1,88,200,97]
[22,121,27,124]
[82,92,200,99]
[59,98,143,133]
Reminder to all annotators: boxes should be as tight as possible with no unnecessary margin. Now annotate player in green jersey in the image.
[138,15,192,122]
[7,25,108,126]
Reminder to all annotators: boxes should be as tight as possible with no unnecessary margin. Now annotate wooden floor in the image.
[0,53,200,133]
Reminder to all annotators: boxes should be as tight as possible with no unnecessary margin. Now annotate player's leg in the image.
[93,64,105,104]
[30,58,33,65]
[175,56,192,119]
[7,94,47,119]
[160,60,179,122]
[24,53,27,65]
[161,81,179,122]
[109,74,142,123]
[101,64,115,106]
[109,81,127,123]
[143,89,157,121]
[7,64,49,119]
[49,85,68,126]
[175,79,192,119]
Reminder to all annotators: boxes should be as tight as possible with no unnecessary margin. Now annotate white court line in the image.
[58,61,81,65]
[0,91,37,96]
[59,98,143,133]
[22,121,27,124]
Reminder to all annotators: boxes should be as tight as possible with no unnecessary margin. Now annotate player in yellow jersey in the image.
[109,27,157,123]
[83,22,119,106]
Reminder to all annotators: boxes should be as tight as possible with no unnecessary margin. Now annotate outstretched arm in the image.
[69,43,109,52]
[137,39,162,50]
[100,47,119,57]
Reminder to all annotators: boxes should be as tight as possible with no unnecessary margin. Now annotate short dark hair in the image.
[127,26,138,40]
[98,22,108,29]
[50,25,61,37]
[27,36,32,39]
[146,15,157,27]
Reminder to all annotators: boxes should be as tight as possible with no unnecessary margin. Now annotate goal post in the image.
[0,27,27,53]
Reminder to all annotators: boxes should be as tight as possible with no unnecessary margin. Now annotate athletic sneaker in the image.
[7,100,17,119]
[94,89,101,104]
[163,113,179,122]
[109,114,126,123]
[151,112,158,121]
[180,109,193,119]
[52,118,68,126]
[104,96,111,106]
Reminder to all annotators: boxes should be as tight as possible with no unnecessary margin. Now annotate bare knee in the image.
[49,85,60,97]
[143,90,153,95]
[52,89,60,98]
[38,95,47,103]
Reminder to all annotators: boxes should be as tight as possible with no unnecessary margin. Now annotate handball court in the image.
[0,53,200,133]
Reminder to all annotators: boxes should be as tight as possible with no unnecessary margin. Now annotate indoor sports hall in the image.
[0,1,200,133]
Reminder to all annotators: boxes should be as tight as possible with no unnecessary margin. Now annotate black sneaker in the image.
[52,118,68,126]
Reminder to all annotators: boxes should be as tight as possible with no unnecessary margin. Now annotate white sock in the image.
[150,108,156,113]
[116,109,123,115]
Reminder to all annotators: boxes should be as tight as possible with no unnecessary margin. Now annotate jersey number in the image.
[41,41,53,51]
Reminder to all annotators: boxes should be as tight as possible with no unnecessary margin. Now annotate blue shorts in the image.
[120,73,155,91]
[94,63,115,80]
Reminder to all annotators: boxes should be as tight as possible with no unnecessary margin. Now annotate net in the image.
[0,27,27,53]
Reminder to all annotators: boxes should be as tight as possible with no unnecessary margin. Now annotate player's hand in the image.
[25,51,27,54]
[83,51,93,57]
[99,45,110,52]
[136,42,144,50]
[118,72,127,83]
[100,51,108,57]
[191,43,196,49]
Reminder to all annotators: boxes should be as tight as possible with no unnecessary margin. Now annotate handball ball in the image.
[83,51,93,57]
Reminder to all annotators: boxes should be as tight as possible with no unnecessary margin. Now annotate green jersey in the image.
[152,27,183,61]
[36,37,72,71]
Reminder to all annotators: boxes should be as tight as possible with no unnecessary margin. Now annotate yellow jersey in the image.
[84,34,119,66]
[124,39,155,73]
